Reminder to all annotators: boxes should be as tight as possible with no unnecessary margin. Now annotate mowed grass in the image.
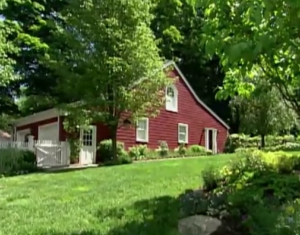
[0,155,235,235]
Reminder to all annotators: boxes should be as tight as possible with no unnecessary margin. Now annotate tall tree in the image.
[49,0,171,160]
[230,79,298,147]
[2,0,70,116]
[0,4,20,126]
[197,0,300,115]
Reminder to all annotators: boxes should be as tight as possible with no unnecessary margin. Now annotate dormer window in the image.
[165,84,178,112]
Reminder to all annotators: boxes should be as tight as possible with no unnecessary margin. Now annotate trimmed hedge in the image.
[0,148,37,176]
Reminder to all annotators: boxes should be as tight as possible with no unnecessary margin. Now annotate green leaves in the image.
[51,0,171,126]
[0,21,20,86]
[196,0,300,114]
[229,78,298,135]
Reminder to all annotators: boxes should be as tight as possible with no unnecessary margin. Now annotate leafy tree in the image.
[2,0,70,115]
[49,0,171,160]
[0,4,20,126]
[0,21,19,86]
[196,0,300,115]
[230,79,298,147]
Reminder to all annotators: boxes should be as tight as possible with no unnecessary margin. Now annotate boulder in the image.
[178,215,222,235]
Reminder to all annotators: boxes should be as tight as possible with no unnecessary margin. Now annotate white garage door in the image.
[38,123,58,141]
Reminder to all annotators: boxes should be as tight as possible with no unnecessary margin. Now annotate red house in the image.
[11,61,229,165]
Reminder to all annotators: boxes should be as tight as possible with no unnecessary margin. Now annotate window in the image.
[178,123,188,143]
[165,85,178,112]
[136,118,149,142]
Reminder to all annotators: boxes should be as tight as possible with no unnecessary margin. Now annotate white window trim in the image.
[178,123,188,144]
[136,118,149,143]
[165,85,178,112]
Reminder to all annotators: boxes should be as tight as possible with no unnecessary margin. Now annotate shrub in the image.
[156,140,169,157]
[104,149,132,166]
[245,200,300,235]
[0,149,37,176]
[205,149,213,155]
[128,145,148,160]
[201,166,220,191]
[187,145,206,155]
[97,139,125,163]
[174,144,187,157]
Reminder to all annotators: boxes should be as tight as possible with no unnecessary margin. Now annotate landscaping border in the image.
[132,154,214,163]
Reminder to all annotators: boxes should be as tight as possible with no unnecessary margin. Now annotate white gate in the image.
[35,140,70,167]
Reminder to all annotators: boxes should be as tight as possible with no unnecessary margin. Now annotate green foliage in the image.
[179,149,300,234]
[0,149,37,176]
[225,134,300,153]
[128,145,148,160]
[174,144,187,156]
[47,0,172,161]
[156,141,169,157]
[245,203,300,235]
[97,139,129,165]
[201,166,220,191]
[187,145,206,155]
[2,0,70,116]
[103,150,132,166]
[200,0,300,116]
[230,80,298,139]
[0,18,20,85]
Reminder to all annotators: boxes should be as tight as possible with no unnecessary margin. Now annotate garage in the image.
[38,122,59,141]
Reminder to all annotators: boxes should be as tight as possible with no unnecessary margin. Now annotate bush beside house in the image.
[97,139,213,166]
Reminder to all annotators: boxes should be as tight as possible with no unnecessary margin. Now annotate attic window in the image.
[165,85,178,112]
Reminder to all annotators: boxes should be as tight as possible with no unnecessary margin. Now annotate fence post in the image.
[28,135,35,151]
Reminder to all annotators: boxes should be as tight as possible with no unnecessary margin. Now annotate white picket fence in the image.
[0,140,71,168]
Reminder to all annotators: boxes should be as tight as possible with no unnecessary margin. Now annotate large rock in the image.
[178,215,222,235]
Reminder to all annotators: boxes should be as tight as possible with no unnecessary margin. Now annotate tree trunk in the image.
[261,134,265,148]
[110,125,118,162]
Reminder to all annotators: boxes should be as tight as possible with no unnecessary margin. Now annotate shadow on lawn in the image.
[105,195,180,235]
[40,196,180,235]
[39,195,229,235]
[98,196,231,235]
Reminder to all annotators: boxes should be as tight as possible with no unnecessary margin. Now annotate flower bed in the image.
[97,139,214,165]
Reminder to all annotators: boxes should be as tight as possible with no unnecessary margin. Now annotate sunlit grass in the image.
[0,155,234,235]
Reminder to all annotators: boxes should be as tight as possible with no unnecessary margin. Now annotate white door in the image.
[38,123,59,141]
[80,126,96,165]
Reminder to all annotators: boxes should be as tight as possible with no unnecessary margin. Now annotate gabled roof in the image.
[163,61,230,130]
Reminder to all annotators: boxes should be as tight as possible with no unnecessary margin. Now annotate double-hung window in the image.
[136,118,149,142]
[178,123,188,143]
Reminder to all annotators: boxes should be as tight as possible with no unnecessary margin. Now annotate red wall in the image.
[16,117,58,140]
[15,69,228,152]
[116,69,228,152]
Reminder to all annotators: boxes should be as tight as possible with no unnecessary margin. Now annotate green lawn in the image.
[0,155,235,235]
